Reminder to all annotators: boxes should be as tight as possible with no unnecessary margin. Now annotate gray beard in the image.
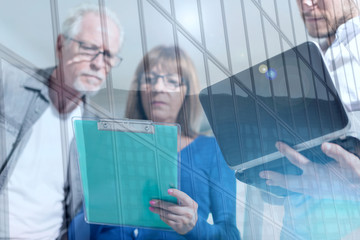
[72,77,104,97]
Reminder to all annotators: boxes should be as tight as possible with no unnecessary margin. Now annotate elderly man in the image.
[0,4,123,239]
[259,0,360,239]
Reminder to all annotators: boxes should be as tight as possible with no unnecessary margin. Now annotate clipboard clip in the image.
[97,120,155,134]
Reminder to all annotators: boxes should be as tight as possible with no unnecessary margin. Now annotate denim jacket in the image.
[0,60,83,239]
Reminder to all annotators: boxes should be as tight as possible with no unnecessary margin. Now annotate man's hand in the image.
[259,142,360,199]
[149,189,198,235]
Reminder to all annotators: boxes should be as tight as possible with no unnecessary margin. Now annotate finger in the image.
[149,200,176,209]
[276,142,311,169]
[260,170,312,193]
[259,171,287,188]
[322,142,360,169]
[149,206,182,222]
[161,217,177,228]
[150,200,185,215]
[168,189,195,207]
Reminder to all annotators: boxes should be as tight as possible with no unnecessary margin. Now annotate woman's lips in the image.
[151,101,167,106]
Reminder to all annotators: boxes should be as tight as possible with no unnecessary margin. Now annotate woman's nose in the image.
[152,77,167,92]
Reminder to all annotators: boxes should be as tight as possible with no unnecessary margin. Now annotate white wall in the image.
[0,0,309,91]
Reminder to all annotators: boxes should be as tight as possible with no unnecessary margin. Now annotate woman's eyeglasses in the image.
[140,72,185,91]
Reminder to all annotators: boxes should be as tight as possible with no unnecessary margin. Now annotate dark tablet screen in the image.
[199,42,348,168]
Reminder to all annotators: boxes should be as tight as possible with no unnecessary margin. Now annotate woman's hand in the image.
[149,189,198,235]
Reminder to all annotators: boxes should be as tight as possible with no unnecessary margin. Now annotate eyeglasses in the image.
[140,72,185,91]
[66,37,123,68]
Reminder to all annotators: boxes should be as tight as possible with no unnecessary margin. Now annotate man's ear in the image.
[56,34,66,58]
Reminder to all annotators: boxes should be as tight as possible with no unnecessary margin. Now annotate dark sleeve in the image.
[184,139,240,240]
[68,210,134,240]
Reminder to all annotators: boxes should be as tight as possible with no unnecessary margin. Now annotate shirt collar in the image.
[22,67,55,102]
[332,16,360,47]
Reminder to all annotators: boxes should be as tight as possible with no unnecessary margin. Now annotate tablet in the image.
[73,118,180,229]
[199,41,359,196]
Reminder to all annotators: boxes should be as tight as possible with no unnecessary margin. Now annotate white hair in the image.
[62,3,124,48]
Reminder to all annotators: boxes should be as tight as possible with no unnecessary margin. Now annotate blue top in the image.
[69,135,240,240]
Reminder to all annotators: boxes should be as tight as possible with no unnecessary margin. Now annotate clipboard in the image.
[73,118,181,229]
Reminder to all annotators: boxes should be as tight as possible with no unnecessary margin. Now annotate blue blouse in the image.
[69,135,240,240]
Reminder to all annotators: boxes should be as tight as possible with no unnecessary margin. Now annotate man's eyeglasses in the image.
[66,37,123,68]
[140,72,185,91]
